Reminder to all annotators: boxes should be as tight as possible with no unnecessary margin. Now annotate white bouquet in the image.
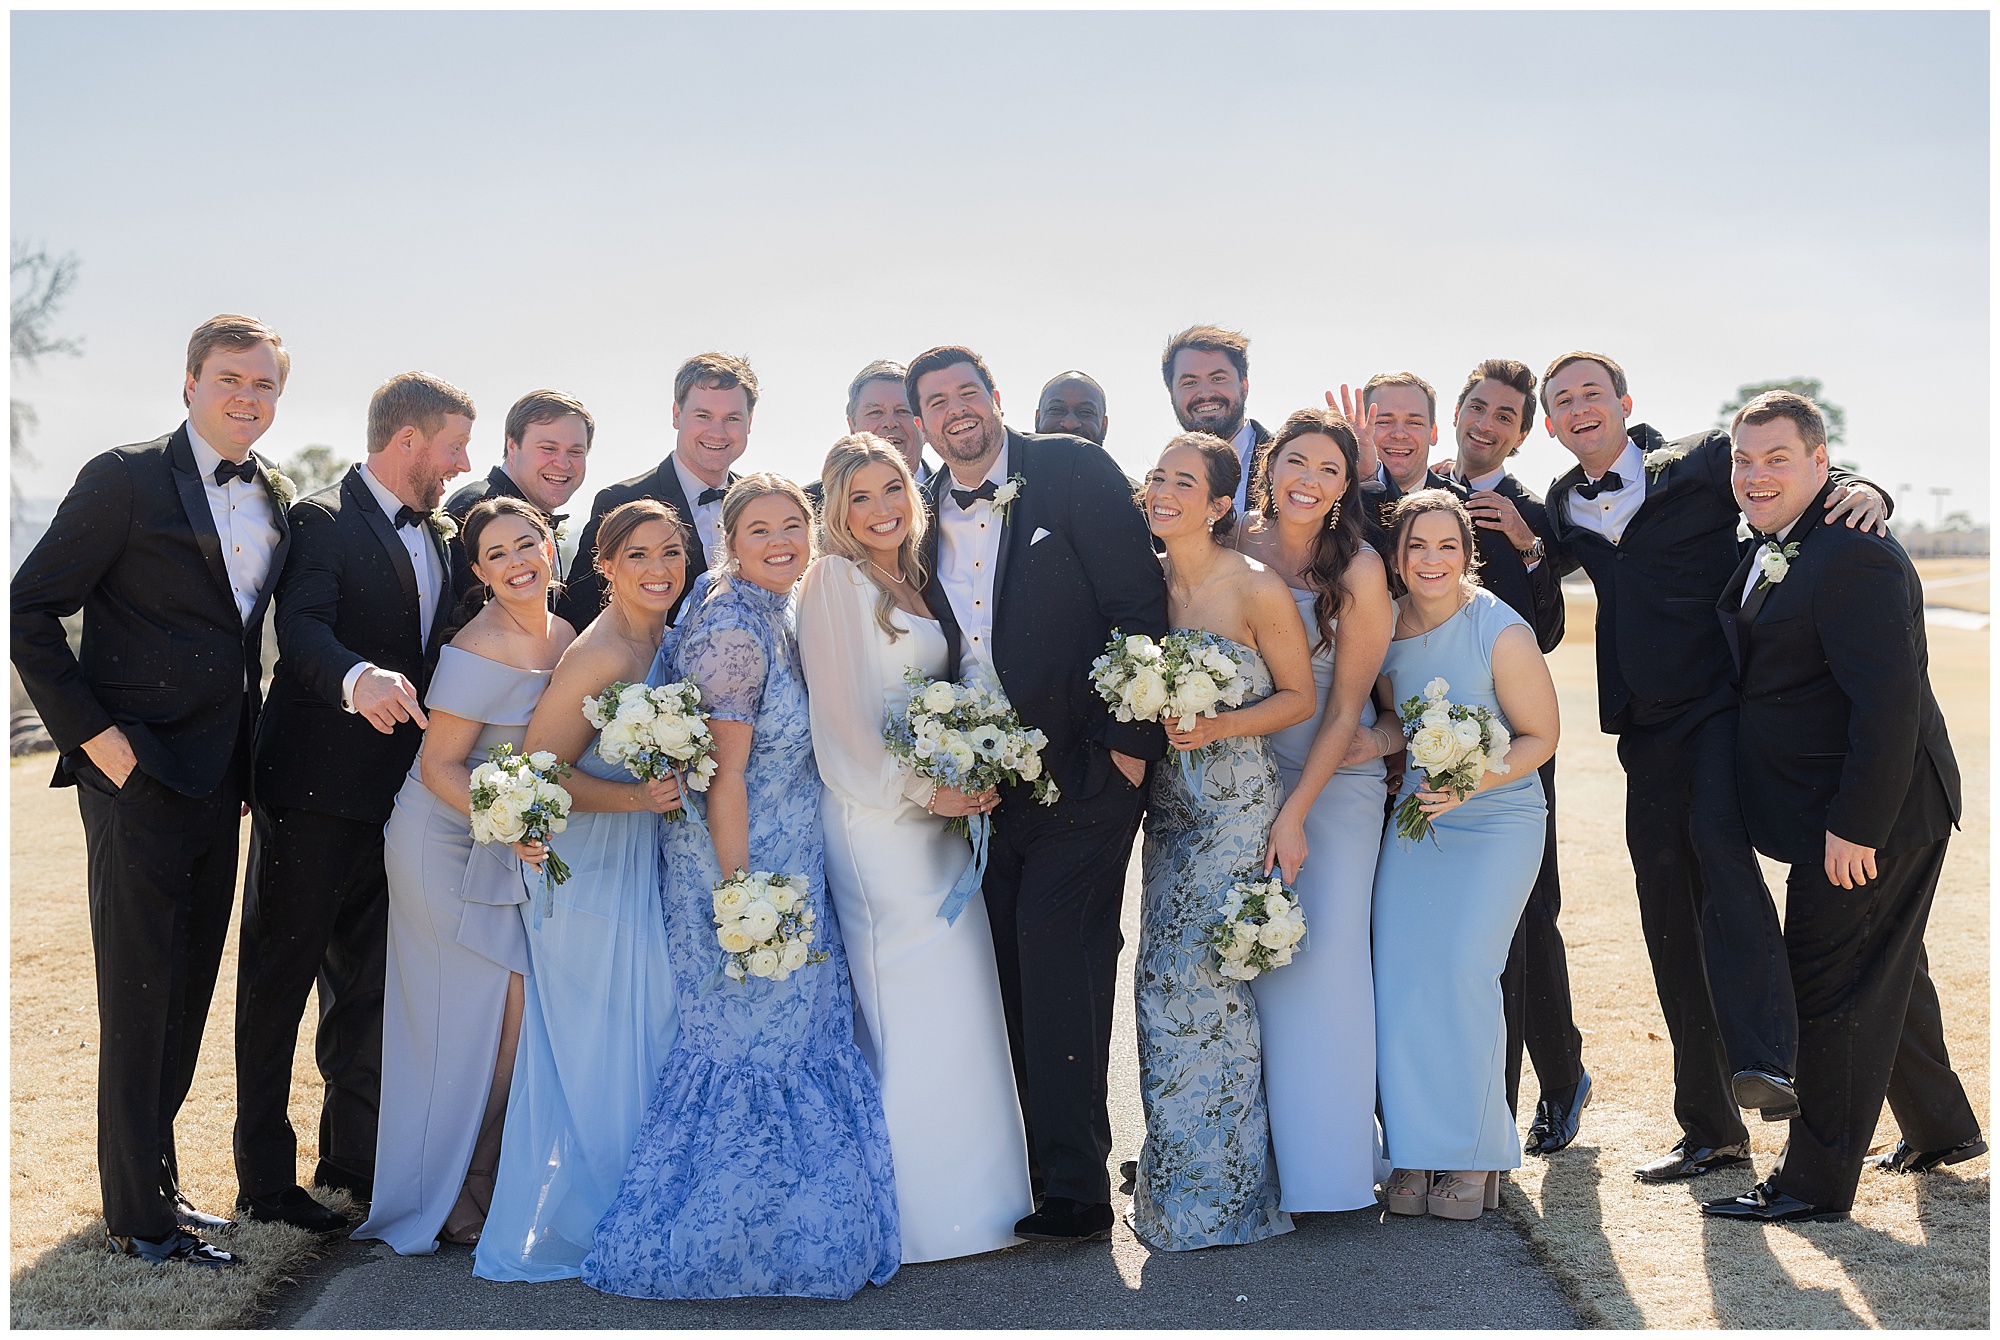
[1208,873,1308,981]
[711,870,827,983]
[468,743,574,886]
[885,670,1060,832]
[1090,628,1250,780]
[1392,676,1513,844]
[582,678,718,821]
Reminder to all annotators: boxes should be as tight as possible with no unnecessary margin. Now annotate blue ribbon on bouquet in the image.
[1176,742,1209,794]
[937,811,991,925]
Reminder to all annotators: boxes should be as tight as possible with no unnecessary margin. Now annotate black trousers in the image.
[233,804,389,1199]
[1618,709,1798,1149]
[1772,837,1957,1210]
[1884,945,1982,1152]
[984,770,1147,1206]
[1503,756,1585,1112]
[76,762,242,1239]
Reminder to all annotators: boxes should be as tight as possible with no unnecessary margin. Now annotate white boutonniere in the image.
[1754,540,1800,591]
[991,473,1025,522]
[1642,441,1691,483]
[429,509,459,542]
[264,467,298,508]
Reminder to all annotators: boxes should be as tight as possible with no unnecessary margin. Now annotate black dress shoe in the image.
[313,1160,373,1207]
[1731,1068,1802,1122]
[1633,1136,1752,1183]
[236,1185,350,1235]
[172,1194,237,1234]
[108,1229,238,1267]
[1525,1070,1593,1155]
[1700,1179,1846,1224]
[1117,1159,1138,1194]
[1014,1196,1114,1241]
[1869,1136,1989,1174]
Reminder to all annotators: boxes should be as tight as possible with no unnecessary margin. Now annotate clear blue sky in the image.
[10,9,1990,522]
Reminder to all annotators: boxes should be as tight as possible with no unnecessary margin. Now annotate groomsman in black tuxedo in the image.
[807,360,934,506]
[560,352,754,625]
[1162,325,1268,510]
[1702,392,1979,1222]
[1538,351,1889,1184]
[1435,359,1589,1152]
[233,372,473,1231]
[911,345,1167,1241]
[10,315,293,1266]
[1034,370,1109,446]
[443,389,593,592]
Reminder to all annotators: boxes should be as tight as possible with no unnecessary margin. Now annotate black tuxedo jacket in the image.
[1359,467,1407,568]
[1544,423,1884,735]
[922,429,1168,803]
[559,455,734,628]
[11,426,291,797]
[1429,469,1564,653]
[443,465,569,599]
[255,465,454,824]
[1720,483,1959,864]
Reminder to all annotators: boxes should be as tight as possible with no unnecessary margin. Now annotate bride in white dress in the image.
[796,433,1032,1263]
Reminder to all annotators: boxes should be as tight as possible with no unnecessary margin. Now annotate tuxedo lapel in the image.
[244,449,292,629]
[424,520,455,654]
[1718,547,1757,671]
[990,432,1028,606]
[346,467,422,619]
[166,427,238,619]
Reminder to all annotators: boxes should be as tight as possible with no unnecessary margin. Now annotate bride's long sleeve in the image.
[796,556,936,813]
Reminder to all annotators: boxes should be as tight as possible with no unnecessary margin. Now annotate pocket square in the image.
[1031,527,1052,545]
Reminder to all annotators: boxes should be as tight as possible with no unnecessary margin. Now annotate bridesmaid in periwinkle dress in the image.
[1231,408,1397,1213]
[1130,434,1315,1251]
[796,435,1031,1263]
[584,475,900,1299]
[1371,490,1558,1221]
[475,500,691,1282]
[356,499,569,1253]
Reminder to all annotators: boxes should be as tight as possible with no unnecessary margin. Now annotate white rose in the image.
[716,921,758,954]
[1263,892,1290,918]
[1257,919,1295,949]
[1202,647,1236,676]
[714,883,752,916]
[1452,718,1484,752]
[1124,666,1169,721]
[724,961,746,982]
[1128,636,1162,662]
[945,737,976,774]
[921,680,958,714]
[1173,670,1220,718]
[1758,546,1790,584]
[768,884,798,913]
[1420,705,1452,731]
[1424,676,1451,702]
[1221,935,1256,963]
[746,947,781,978]
[739,900,781,941]
[1409,724,1460,771]
[652,717,695,753]
[778,940,809,973]
[527,750,559,772]
[1012,749,1041,781]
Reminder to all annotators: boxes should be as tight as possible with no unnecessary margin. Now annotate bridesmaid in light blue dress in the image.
[1370,490,1558,1221]
[1130,435,1315,1252]
[583,476,899,1300]
[357,499,568,1255]
[1231,408,1398,1214]
[476,500,692,1282]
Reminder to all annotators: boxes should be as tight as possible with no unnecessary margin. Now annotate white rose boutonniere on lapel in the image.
[264,467,298,508]
[1642,440,1692,484]
[991,474,1026,522]
[429,509,459,543]
[1754,540,1800,591]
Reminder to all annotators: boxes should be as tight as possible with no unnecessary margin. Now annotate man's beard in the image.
[940,413,1003,464]
[410,464,448,512]
[1178,398,1245,443]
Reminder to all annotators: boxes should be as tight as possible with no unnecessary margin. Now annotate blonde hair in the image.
[719,472,815,577]
[817,434,930,641]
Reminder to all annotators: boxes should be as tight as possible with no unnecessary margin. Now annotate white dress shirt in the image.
[936,441,1010,685]
[185,423,281,624]
[1564,440,1646,545]
[341,463,444,711]
[1741,517,1802,605]
[673,454,727,564]
[1229,421,1259,514]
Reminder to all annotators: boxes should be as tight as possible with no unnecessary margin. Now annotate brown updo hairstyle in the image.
[446,496,557,636]
[720,472,816,574]
[592,498,691,609]
[1387,487,1484,596]
[1158,430,1242,540]
[1253,407,1368,654]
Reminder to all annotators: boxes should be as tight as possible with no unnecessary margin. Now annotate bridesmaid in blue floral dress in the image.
[583,475,900,1299]
[476,501,691,1282]
[1130,435,1315,1251]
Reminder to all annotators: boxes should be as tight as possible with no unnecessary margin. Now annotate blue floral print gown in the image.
[581,573,901,1299]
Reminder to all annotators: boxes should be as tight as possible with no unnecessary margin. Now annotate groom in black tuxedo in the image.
[1539,351,1889,1184]
[233,372,473,1232]
[1702,392,1978,1222]
[912,345,1167,1241]
[10,314,294,1266]
[559,352,754,627]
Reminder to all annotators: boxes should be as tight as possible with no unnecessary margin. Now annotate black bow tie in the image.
[1575,470,1625,501]
[393,505,426,530]
[549,513,568,529]
[695,486,728,507]
[951,480,999,511]
[212,457,259,486]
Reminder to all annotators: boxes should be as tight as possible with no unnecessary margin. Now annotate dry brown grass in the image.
[9,565,1988,1328]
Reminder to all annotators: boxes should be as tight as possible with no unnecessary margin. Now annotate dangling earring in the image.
[1325,500,1343,531]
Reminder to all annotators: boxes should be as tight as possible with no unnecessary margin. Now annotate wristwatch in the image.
[1516,536,1545,564]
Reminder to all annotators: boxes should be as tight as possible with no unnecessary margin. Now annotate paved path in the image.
[274,845,1577,1329]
